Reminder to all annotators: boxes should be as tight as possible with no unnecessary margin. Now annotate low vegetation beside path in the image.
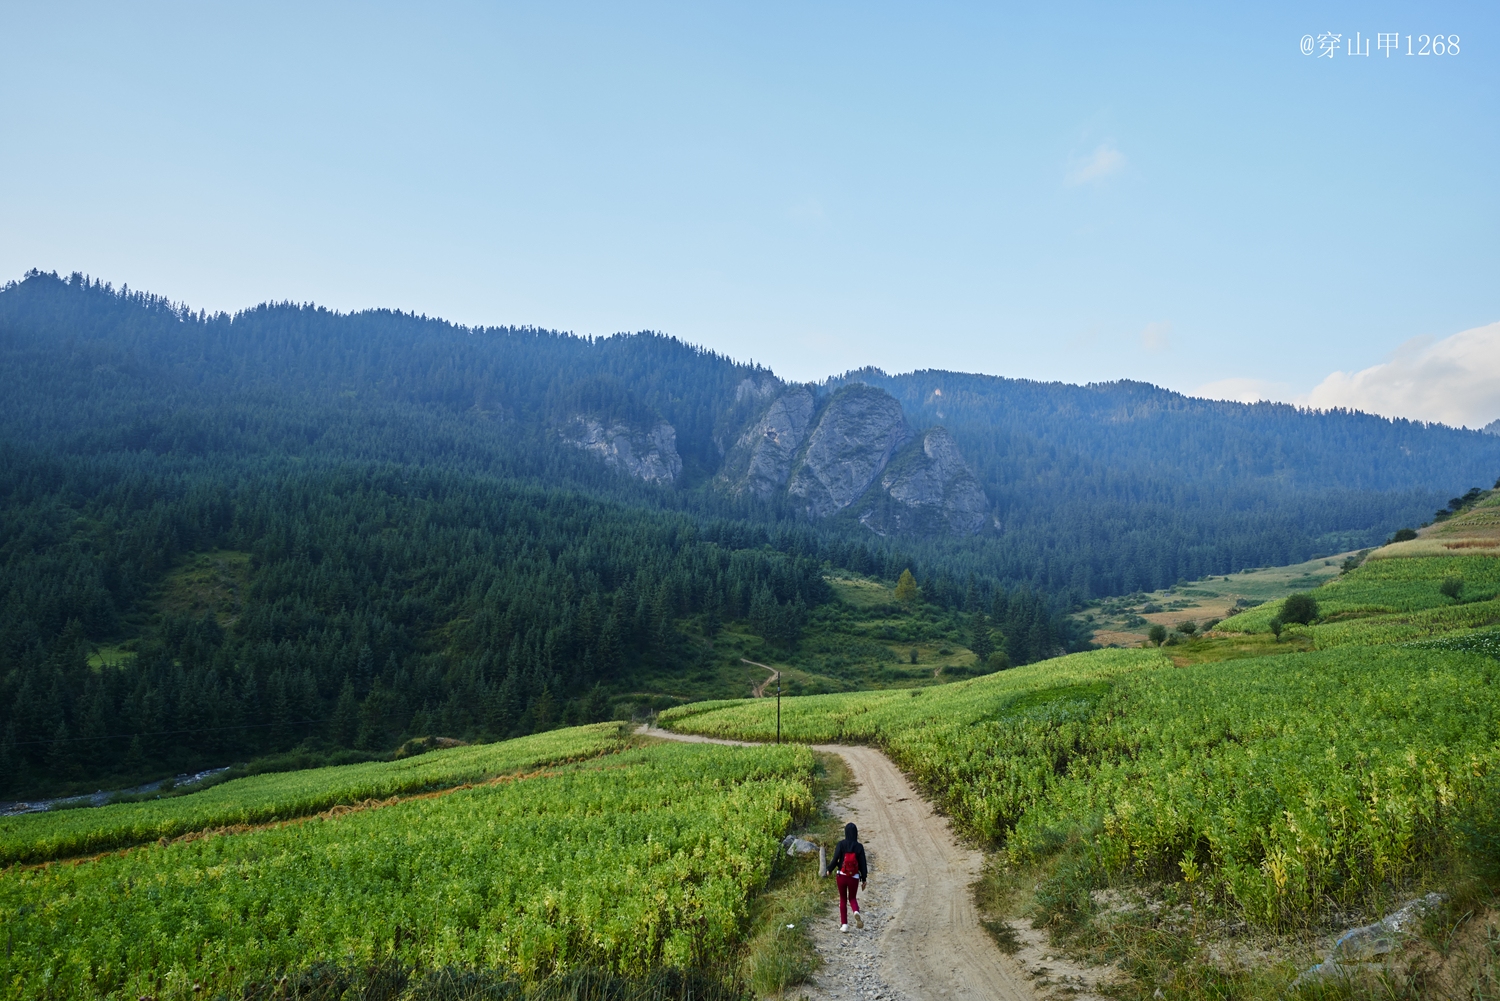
[0,730,815,1000]
[0,723,635,866]
[661,535,1500,999]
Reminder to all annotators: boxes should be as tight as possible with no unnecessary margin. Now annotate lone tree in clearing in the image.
[1147,624,1167,647]
[1281,592,1319,625]
[895,569,919,606]
[968,611,995,662]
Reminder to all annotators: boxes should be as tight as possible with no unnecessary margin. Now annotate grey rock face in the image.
[788,385,913,518]
[717,386,816,498]
[735,376,781,403]
[861,427,988,536]
[561,417,682,484]
[715,383,987,537]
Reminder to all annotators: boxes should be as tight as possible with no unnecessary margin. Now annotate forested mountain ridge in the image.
[0,272,1073,796]
[3,269,1497,796]
[830,366,1500,594]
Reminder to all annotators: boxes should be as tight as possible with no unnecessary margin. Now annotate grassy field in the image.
[624,572,981,709]
[662,645,1500,915]
[1212,497,1500,654]
[0,729,815,1000]
[660,491,1500,1000]
[1076,552,1354,647]
[0,724,635,866]
[17,500,1500,1000]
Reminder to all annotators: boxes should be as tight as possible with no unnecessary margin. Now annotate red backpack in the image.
[839,846,860,877]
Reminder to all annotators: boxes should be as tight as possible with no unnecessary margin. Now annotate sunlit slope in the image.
[0,729,814,999]
[661,617,1500,927]
[1219,491,1500,646]
[0,724,630,866]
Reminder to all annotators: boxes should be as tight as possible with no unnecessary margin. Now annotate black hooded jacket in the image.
[829,822,867,880]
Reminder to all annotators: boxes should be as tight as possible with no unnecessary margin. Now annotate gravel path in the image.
[639,726,1039,1001]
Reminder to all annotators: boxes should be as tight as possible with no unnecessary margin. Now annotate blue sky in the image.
[3,2,1496,424]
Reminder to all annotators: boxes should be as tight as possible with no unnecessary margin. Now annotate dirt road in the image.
[639,725,1039,1001]
[743,658,779,698]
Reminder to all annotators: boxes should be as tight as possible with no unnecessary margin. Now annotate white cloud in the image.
[1140,320,1171,352]
[1192,377,1293,404]
[1303,321,1500,428]
[1065,143,1125,185]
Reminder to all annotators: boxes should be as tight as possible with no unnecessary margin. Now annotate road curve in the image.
[638,725,1035,1001]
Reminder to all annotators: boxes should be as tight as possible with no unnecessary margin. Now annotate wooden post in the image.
[819,845,826,878]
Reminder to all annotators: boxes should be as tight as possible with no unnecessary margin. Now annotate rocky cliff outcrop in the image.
[856,427,989,536]
[786,385,914,518]
[715,386,817,498]
[560,417,682,484]
[716,382,987,535]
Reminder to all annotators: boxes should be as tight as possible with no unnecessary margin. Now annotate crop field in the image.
[1075,553,1352,646]
[660,643,1500,929]
[1218,554,1500,633]
[661,648,1168,840]
[0,734,814,1000]
[1213,552,1500,660]
[0,723,633,866]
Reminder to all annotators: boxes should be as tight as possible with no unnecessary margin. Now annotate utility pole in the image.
[776,671,781,744]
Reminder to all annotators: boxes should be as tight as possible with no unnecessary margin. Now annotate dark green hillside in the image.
[0,440,1081,797]
[4,269,1498,797]
[0,445,843,795]
[832,367,1500,595]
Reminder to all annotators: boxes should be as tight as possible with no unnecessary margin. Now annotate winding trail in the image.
[743,658,780,698]
[639,724,1038,1001]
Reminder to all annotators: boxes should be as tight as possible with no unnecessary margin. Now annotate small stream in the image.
[0,766,232,817]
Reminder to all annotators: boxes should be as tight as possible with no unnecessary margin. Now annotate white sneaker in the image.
[841,923,849,933]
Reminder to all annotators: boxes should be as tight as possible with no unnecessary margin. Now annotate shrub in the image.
[1147,624,1167,647]
[1281,592,1319,625]
[1390,527,1418,543]
[1441,577,1464,599]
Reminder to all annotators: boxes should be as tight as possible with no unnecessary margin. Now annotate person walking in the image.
[828,822,867,932]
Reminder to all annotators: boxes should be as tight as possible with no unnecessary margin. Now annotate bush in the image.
[1457,773,1500,879]
[1147,624,1167,647]
[1390,527,1419,543]
[986,651,1010,672]
[1441,577,1464,599]
[1281,592,1319,625]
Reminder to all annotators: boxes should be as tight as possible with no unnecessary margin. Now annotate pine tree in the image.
[330,677,359,746]
[895,569,918,607]
[582,683,611,723]
[968,612,994,662]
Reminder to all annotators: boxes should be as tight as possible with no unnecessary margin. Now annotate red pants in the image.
[837,873,861,924]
